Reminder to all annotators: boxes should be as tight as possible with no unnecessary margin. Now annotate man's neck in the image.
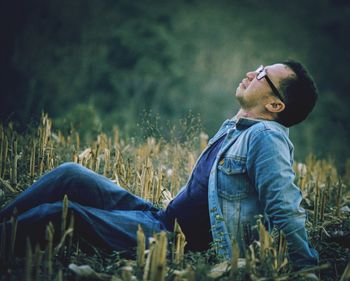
[235,108,274,121]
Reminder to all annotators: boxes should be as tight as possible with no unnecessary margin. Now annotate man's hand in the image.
[160,188,173,208]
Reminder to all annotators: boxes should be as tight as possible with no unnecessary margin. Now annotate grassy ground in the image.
[0,114,349,281]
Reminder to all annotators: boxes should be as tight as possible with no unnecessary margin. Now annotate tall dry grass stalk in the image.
[335,179,343,217]
[38,113,52,176]
[78,148,92,166]
[11,134,18,186]
[169,144,181,195]
[257,219,273,262]
[153,172,163,205]
[25,238,32,281]
[173,220,186,267]
[61,195,69,238]
[1,134,8,179]
[46,222,54,279]
[75,131,80,151]
[276,231,288,271]
[246,219,289,276]
[113,127,120,147]
[52,194,75,258]
[137,224,146,268]
[56,269,63,281]
[144,232,168,281]
[319,176,331,222]
[9,209,18,259]
[139,158,153,201]
[93,143,100,172]
[33,244,43,281]
[103,148,110,177]
[230,239,239,279]
[67,212,75,253]
[30,139,36,179]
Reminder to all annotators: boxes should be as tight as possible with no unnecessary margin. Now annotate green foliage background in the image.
[1,0,349,169]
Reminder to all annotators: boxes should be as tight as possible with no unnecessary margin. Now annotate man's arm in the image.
[246,128,318,269]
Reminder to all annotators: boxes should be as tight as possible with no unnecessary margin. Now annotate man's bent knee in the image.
[55,162,89,177]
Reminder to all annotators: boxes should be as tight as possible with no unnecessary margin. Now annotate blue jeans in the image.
[0,163,167,256]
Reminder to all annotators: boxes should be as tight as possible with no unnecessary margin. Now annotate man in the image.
[161,60,318,268]
[0,60,318,269]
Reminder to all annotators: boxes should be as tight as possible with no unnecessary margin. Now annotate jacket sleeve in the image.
[246,128,318,269]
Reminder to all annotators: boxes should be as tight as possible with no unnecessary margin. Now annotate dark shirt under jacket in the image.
[162,133,227,251]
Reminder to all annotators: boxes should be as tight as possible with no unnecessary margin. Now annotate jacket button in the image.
[215,215,224,221]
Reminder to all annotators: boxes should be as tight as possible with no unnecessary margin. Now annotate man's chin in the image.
[235,90,243,101]
[235,93,245,106]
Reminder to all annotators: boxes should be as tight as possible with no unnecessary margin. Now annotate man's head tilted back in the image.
[235,60,318,127]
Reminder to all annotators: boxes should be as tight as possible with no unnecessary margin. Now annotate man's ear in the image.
[265,101,285,113]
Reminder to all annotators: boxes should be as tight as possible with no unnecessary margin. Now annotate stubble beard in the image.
[235,88,248,109]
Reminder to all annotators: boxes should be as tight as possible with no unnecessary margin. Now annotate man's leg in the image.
[0,162,155,221]
[1,201,166,256]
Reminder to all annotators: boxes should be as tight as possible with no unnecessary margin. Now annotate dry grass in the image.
[0,114,349,281]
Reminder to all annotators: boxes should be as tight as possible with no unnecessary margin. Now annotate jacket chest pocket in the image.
[217,157,249,201]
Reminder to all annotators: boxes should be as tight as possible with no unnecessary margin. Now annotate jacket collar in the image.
[231,115,288,134]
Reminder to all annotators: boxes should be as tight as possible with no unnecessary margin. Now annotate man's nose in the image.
[246,71,257,81]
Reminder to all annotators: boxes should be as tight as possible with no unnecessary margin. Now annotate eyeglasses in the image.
[256,65,284,102]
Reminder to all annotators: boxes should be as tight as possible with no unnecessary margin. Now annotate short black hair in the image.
[277,60,318,127]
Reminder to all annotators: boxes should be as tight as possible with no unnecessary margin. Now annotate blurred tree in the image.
[0,0,349,169]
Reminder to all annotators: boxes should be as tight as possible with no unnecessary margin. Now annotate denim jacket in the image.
[206,117,318,268]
